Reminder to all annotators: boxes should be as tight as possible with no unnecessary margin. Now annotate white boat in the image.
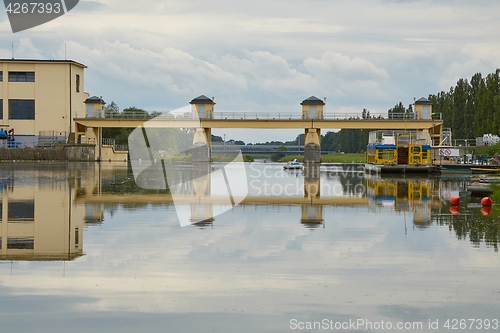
[284,159,303,170]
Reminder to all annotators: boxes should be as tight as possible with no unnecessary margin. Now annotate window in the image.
[9,100,35,120]
[8,71,35,82]
[76,74,80,92]
[0,99,2,119]
[7,237,34,249]
[377,150,394,161]
[75,228,79,247]
[0,71,3,82]
[8,200,35,221]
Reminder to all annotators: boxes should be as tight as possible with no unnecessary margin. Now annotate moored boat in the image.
[365,130,433,174]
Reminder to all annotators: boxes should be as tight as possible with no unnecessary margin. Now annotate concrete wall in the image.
[0,145,96,161]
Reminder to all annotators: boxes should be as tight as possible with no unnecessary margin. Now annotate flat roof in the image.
[0,59,87,68]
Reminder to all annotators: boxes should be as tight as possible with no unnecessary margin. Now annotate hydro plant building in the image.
[0,59,88,147]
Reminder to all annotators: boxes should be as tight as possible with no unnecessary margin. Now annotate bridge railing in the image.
[75,111,437,121]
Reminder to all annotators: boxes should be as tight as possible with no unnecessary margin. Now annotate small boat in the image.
[284,159,303,170]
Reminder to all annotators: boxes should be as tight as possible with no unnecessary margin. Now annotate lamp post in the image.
[224,134,226,150]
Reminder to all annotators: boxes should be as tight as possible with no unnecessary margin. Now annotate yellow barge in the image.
[365,131,433,173]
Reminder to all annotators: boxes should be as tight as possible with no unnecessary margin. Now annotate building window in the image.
[0,71,3,82]
[76,74,80,92]
[75,228,79,247]
[7,237,34,249]
[8,200,35,221]
[9,100,35,120]
[8,71,35,82]
[0,99,2,119]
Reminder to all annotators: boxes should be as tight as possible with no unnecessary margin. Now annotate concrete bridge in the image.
[74,95,443,162]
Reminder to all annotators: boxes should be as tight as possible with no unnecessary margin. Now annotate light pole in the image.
[224,134,226,150]
[431,112,435,147]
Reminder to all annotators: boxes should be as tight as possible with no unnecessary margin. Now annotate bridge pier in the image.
[302,163,323,226]
[303,128,321,163]
[304,163,321,198]
[190,163,214,225]
[192,128,212,162]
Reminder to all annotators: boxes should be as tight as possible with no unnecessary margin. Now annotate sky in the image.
[0,0,499,143]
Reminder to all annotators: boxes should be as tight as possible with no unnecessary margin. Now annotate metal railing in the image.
[75,111,155,119]
[75,111,440,121]
[102,138,128,152]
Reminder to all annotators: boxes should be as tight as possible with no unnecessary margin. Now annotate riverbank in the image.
[280,153,365,163]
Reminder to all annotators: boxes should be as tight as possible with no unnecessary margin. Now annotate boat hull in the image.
[365,163,433,174]
[284,165,303,170]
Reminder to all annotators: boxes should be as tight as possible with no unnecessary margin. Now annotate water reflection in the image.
[366,175,438,226]
[1,162,499,262]
[0,164,85,261]
[0,162,499,333]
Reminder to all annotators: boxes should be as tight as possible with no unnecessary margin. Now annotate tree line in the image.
[429,69,500,140]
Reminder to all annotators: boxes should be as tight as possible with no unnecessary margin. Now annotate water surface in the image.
[0,162,498,332]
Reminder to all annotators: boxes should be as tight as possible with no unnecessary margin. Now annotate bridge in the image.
[211,144,334,155]
[75,95,443,162]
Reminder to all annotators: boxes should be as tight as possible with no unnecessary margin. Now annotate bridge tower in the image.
[82,96,106,159]
[301,96,324,163]
[414,97,440,146]
[190,95,214,162]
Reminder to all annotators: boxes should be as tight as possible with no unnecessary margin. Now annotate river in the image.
[0,162,498,332]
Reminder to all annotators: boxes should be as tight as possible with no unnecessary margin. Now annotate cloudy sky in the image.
[0,0,499,142]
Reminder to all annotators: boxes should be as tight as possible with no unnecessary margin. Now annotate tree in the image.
[122,106,150,118]
[388,102,406,119]
[104,101,120,117]
[212,135,223,142]
[452,79,469,139]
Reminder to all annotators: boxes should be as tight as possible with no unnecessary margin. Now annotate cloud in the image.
[13,38,44,58]
[74,1,107,12]
[303,51,390,101]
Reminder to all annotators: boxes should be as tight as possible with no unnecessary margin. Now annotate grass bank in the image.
[279,153,366,163]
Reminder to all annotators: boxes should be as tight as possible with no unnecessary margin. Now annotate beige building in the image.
[0,59,88,147]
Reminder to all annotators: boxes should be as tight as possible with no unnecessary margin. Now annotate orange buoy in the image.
[449,206,460,215]
[449,196,460,205]
[481,196,493,207]
[481,206,492,216]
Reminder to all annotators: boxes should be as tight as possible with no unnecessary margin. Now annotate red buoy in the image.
[449,206,460,215]
[481,197,493,207]
[481,206,492,216]
[449,196,460,205]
